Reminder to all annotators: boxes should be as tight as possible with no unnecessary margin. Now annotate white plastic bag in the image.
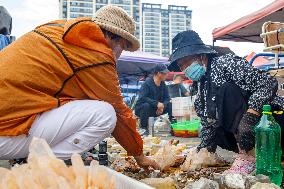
[181,147,219,171]
[154,114,171,132]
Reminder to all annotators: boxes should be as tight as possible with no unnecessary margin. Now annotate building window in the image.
[110,0,131,4]
[133,0,139,5]
[133,7,139,14]
[70,14,79,18]
[145,32,159,37]
[144,20,160,25]
[70,2,93,7]
[144,16,160,21]
[152,5,160,9]
[144,37,160,41]
[145,40,160,45]
[145,44,160,49]
[144,28,160,32]
[96,0,108,3]
[70,7,93,13]
[96,5,104,9]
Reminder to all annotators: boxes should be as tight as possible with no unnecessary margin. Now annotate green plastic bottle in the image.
[255,105,283,186]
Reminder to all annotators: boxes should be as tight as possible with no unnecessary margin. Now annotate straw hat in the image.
[93,5,140,52]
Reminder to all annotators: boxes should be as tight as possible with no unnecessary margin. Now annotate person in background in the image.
[168,30,284,174]
[168,74,190,98]
[135,64,172,135]
[0,5,159,169]
[0,6,13,50]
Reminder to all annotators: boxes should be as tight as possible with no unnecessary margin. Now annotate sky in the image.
[0,0,275,56]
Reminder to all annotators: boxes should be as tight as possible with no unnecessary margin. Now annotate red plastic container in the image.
[173,130,198,138]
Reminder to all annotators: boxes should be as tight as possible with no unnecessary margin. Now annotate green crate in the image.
[171,120,200,131]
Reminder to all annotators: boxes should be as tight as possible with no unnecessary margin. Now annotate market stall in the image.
[212,0,284,43]
[212,0,284,96]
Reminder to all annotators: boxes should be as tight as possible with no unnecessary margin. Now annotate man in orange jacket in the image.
[0,5,159,169]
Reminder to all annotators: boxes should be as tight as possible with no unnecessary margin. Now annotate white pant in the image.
[0,100,117,160]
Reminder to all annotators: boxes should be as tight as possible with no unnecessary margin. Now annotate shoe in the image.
[142,130,149,136]
[9,158,27,167]
[223,154,255,175]
[138,128,149,136]
[170,127,174,136]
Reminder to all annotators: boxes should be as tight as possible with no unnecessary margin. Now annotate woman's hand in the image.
[134,154,160,170]
[238,112,260,151]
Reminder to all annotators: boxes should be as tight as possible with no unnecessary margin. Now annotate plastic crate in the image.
[172,97,192,116]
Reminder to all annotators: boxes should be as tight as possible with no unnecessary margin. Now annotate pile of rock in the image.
[185,173,280,189]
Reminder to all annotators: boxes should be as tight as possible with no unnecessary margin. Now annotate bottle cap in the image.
[262,104,271,112]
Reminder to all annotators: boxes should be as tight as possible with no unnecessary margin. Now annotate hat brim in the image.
[160,69,170,73]
[168,45,216,72]
[93,19,140,52]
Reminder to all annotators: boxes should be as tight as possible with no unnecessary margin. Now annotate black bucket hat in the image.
[168,30,216,72]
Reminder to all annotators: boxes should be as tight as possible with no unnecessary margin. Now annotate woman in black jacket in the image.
[168,30,284,174]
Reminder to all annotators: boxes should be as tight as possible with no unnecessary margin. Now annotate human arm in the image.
[134,154,160,170]
[180,84,190,97]
[221,55,277,150]
[197,118,218,153]
[155,83,171,115]
[223,55,277,113]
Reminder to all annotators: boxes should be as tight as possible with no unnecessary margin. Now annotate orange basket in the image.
[173,130,198,138]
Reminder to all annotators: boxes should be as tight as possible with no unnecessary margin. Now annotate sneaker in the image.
[138,129,149,136]
[9,158,27,167]
[223,154,255,175]
[142,130,149,136]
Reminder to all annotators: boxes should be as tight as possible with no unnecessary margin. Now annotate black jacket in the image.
[136,77,170,109]
[196,53,284,152]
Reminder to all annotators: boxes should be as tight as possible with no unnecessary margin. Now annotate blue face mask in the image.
[184,61,206,81]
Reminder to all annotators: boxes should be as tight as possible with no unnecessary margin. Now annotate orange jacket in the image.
[0,18,143,156]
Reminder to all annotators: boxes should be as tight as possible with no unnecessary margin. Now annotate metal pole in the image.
[275,52,279,68]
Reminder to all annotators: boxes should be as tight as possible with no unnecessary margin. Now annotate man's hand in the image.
[157,102,164,115]
[238,112,260,151]
[157,102,164,110]
[134,154,160,170]
[156,109,163,116]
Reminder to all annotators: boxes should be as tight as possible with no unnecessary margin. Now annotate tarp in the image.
[0,6,12,35]
[213,0,284,43]
[245,52,269,66]
[117,51,169,84]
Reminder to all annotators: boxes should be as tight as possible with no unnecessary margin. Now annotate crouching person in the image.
[168,30,284,174]
[135,64,172,135]
[0,5,159,169]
